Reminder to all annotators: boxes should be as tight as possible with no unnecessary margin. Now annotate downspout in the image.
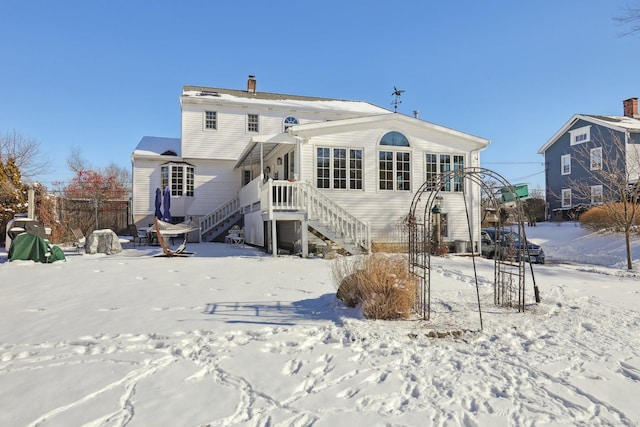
[470,146,483,253]
[260,141,264,180]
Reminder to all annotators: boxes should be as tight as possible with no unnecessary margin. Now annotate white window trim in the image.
[591,185,603,205]
[561,154,571,175]
[283,116,298,132]
[161,163,195,197]
[204,111,217,131]
[561,188,572,208]
[569,125,591,146]
[315,146,365,191]
[424,152,465,192]
[590,147,602,171]
[247,113,259,133]
[378,148,412,192]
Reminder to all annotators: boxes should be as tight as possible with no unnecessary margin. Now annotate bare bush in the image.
[332,254,417,320]
[580,203,640,232]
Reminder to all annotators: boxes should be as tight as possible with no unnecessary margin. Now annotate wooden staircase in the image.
[199,198,242,242]
[199,180,370,255]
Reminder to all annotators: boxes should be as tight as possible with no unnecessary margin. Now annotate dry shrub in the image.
[332,254,417,320]
[580,203,640,231]
[336,270,362,307]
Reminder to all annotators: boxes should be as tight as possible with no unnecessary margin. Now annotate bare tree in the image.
[0,129,48,179]
[66,146,89,174]
[568,128,640,270]
[614,2,640,35]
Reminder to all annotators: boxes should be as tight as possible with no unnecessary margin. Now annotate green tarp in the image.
[8,233,66,263]
[500,184,530,202]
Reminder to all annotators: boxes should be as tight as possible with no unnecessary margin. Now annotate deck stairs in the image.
[266,181,370,255]
[199,181,370,255]
[199,198,242,242]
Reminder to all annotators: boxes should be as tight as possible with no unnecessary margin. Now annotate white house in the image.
[132,76,490,256]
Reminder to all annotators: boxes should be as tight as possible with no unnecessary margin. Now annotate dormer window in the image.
[569,125,590,146]
[284,116,298,131]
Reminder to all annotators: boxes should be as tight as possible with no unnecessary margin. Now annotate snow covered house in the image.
[538,97,640,219]
[132,76,490,256]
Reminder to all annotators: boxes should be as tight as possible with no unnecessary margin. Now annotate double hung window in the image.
[561,154,571,175]
[590,147,602,171]
[205,111,217,129]
[316,147,363,190]
[591,185,603,204]
[247,114,259,132]
[561,188,572,208]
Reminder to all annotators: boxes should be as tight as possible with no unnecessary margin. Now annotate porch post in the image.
[271,219,277,256]
[301,219,308,257]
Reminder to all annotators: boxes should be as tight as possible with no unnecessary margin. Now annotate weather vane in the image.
[391,86,404,112]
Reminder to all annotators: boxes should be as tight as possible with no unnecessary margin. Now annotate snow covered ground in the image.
[1,221,639,426]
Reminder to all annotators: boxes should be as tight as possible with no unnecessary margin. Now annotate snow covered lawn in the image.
[1,222,639,426]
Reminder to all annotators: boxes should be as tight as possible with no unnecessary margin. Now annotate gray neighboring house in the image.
[538,97,640,219]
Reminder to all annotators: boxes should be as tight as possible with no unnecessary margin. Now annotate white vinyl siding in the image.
[141,93,489,247]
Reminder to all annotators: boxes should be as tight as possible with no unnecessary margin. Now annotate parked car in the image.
[481,227,545,264]
[480,229,497,258]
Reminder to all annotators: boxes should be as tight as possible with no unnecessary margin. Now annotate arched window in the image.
[284,116,298,131]
[380,131,410,147]
[379,132,411,191]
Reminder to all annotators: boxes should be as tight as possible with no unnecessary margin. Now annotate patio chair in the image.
[128,224,148,246]
[225,225,244,247]
[71,228,86,253]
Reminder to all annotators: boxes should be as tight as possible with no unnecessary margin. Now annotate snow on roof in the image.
[539,113,640,154]
[182,86,390,115]
[133,136,181,157]
[582,114,640,131]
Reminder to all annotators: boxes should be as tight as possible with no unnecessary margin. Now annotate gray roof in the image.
[582,114,640,132]
[181,85,390,115]
[183,85,347,102]
[539,113,640,154]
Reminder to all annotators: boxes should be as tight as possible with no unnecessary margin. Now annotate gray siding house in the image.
[132,76,490,255]
[538,98,640,219]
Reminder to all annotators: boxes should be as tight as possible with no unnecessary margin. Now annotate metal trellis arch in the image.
[407,167,539,331]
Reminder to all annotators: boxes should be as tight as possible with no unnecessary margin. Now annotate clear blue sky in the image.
[2,1,638,191]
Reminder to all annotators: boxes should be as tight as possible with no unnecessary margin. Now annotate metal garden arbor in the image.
[407,167,539,330]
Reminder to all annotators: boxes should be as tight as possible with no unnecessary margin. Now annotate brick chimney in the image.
[247,75,256,94]
[623,97,638,118]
